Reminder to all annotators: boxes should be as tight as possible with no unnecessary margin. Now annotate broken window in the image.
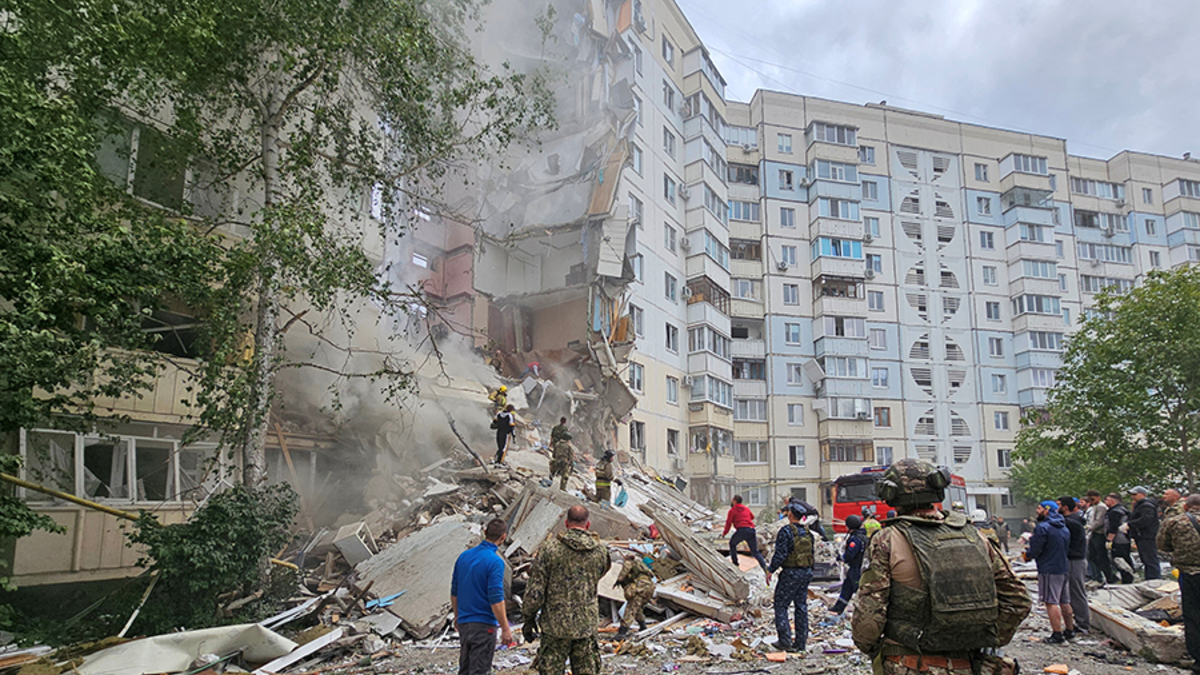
[666,429,679,455]
[629,421,645,452]
[83,437,130,500]
[22,430,76,499]
[142,309,203,358]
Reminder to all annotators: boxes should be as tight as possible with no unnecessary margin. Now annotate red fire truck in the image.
[830,466,968,532]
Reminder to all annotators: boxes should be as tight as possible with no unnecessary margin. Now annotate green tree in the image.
[2,0,554,485]
[1013,266,1200,499]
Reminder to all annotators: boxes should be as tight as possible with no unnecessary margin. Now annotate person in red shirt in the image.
[724,495,771,584]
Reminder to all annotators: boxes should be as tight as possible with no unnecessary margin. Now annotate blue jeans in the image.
[774,566,813,649]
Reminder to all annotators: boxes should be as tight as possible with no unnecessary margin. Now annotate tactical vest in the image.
[782,524,814,568]
[883,513,1000,653]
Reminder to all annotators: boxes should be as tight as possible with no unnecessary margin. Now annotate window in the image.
[1076,242,1133,263]
[985,301,1001,321]
[788,404,804,426]
[666,377,679,404]
[732,359,766,380]
[779,169,794,190]
[1187,213,1200,229]
[734,440,767,463]
[862,180,879,200]
[811,122,857,146]
[980,231,995,250]
[663,174,679,204]
[975,163,989,182]
[997,448,1012,469]
[991,374,1007,393]
[820,356,869,378]
[1055,240,1064,258]
[633,94,642,126]
[777,133,792,153]
[876,446,894,466]
[690,376,733,408]
[782,284,800,305]
[1150,250,1162,268]
[868,290,885,311]
[866,216,881,238]
[631,41,642,75]
[687,326,731,359]
[1070,177,1126,200]
[874,407,891,427]
[1012,294,1061,316]
[824,315,867,337]
[1021,260,1056,279]
[869,328,887,350]
[1030,367,1057,388]
[859,145,875,164]
[1143,187,1153,204]
[780,207,795,227]
[867,254,882,273]
[630,421,645,452]
[629,304,644,336]
[982,265,997,285]
[631,254,644,282]
[731,240,761,261]
[988,337,1004,357]
[665,323,679,352]
[786,362,804,385]
[664,273,677,301]
[788,445,805,467]
[781,245,797,266]
[1011,154,1048,175]
[730,200,760,221]
[727,163,759,185]
[1058,273,1068,291]
[1000,492,1015,507]
[631,143,643,175]
[1146,219,1157,236]
[662,127,676,158]
[994,411,1010,430]
[784,322,802,345]
[629,193,644,228]
[1028,331,1063,351]
[725,125,757,149]
[819,198,859,220]
[812,237,864,259]
[1019,224,1050,242]
[822,440,874,463]
[627,362,644,391]
[977,196,992,216]
[667,429,679,455]
[871,367,889,388]
[661,37,674,66]
[664,224,677,252]
[734,399,768,422]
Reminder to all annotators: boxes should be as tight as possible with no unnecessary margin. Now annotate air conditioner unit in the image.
[679,237,692,251]
[681,286,693,299]
[1103,226,1115,237]
[1090,258,1103,267]
[741,143,754,152]
[799,177,812,188]
[1115,199,1126,208]
[855,411,872,420]
[678,103,689,116]
[776,261,790,271]
[678,185,691,200]
[863,233,874,243]
[682,375,695,387]
[864,269,876,279]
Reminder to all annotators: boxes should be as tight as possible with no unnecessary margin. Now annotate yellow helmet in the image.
[498,385,507,393]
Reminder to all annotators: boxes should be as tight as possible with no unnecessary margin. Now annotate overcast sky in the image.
[678,0,1200,160]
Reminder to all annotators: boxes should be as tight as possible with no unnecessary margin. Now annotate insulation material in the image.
[77,624,296,675]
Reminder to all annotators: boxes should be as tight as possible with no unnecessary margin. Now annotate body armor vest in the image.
[783,523,814,568]
[884,513,999,653]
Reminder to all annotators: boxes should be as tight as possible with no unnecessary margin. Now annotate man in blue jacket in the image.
[1026,500,1075,644]
[452,518,516,675]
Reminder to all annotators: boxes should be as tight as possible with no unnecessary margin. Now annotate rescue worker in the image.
[523,505,611,675]
[852,459,1032,675]
[767,501,815,653]
[549,417,573,490]
[1163,488,1185,520]
[863,506,883,539]
[973,508,1000,546]
[614,554,655,641]
[831,514,867,614]
[1156,494,1200,669]
[594,450,615,503]
[493,404,516,465]
[489,385,508,413]
[950,500,967,515]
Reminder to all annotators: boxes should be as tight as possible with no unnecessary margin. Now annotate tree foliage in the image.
[1013,266,1200,499]
[1,0,554,483]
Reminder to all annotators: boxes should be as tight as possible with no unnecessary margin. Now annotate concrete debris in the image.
[1089,579,1186,664]
[639,502,750,603]
[75,624,296,675]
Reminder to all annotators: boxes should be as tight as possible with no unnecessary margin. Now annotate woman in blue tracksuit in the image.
[831,514,867,614]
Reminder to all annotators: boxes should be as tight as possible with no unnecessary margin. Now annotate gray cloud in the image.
[681,0,1200,159]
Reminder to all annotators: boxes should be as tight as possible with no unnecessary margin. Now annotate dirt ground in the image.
[320,579,1189,675]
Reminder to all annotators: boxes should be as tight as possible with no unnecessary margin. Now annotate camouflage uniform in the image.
[524,528,612,675]
[1157,506,1200,666]
[594,458,614,503]
[1165,500,1187,521]
[550,441,574,491]
[616,558,655,631]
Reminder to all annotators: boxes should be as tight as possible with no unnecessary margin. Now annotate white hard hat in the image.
[971,508,988,524]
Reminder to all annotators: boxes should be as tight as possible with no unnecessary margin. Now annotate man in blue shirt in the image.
[1026,500,1074,644]
[452,518,515,675]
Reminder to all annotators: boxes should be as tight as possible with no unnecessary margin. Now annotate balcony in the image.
[1017,388,1050,409]
[730,298,765,319]
[812,294,865,317]
[688,404,733,428]
[816,419,874,440]
[729,259,762,278]
[731,339,766,359]
[999,171,1053,194]
[1014,350,1063,370]
[814,337,869,358]
[1002,205,1056,227]
[807,142,859,165]
[811,256,867,279]
[819,378,872,397]
[686,297,729,327]
[688,352,732,379]
[686,277,731,318]
[729,219,762,241]
[732,379,767,397]
[1008,277,1061,297]
[1005,240,1057,261]
[809,217,863,240]
[686,203,727,233]
[683,114,724,150]
[80,354,202,424]
[1012,313,1068,333]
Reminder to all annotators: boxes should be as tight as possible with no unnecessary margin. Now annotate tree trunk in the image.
[242,118,282,487]
[1184,428,1195,495]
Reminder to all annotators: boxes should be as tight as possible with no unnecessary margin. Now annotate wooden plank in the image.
[253,627,344,674]
[632,611,689,641]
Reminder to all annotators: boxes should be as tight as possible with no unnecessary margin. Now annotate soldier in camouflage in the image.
[614,554,655,640]
[851,459,1032,675]
[549,417,573,491]
[594,450,615,503]
[523,505,612,675]
[767,501,815,653]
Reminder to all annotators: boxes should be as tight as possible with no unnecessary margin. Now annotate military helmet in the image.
[875,459,952,508]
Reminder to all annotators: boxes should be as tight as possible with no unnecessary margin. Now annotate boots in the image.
[615,626,629,641]
[638,619,648,632]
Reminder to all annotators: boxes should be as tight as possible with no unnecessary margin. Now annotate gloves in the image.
[1119,523,1129,534]
[523,616,539,643]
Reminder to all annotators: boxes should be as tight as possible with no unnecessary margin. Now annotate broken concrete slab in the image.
[655,573,736,623]
[355,516,479,639]
[638,502,749,603]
